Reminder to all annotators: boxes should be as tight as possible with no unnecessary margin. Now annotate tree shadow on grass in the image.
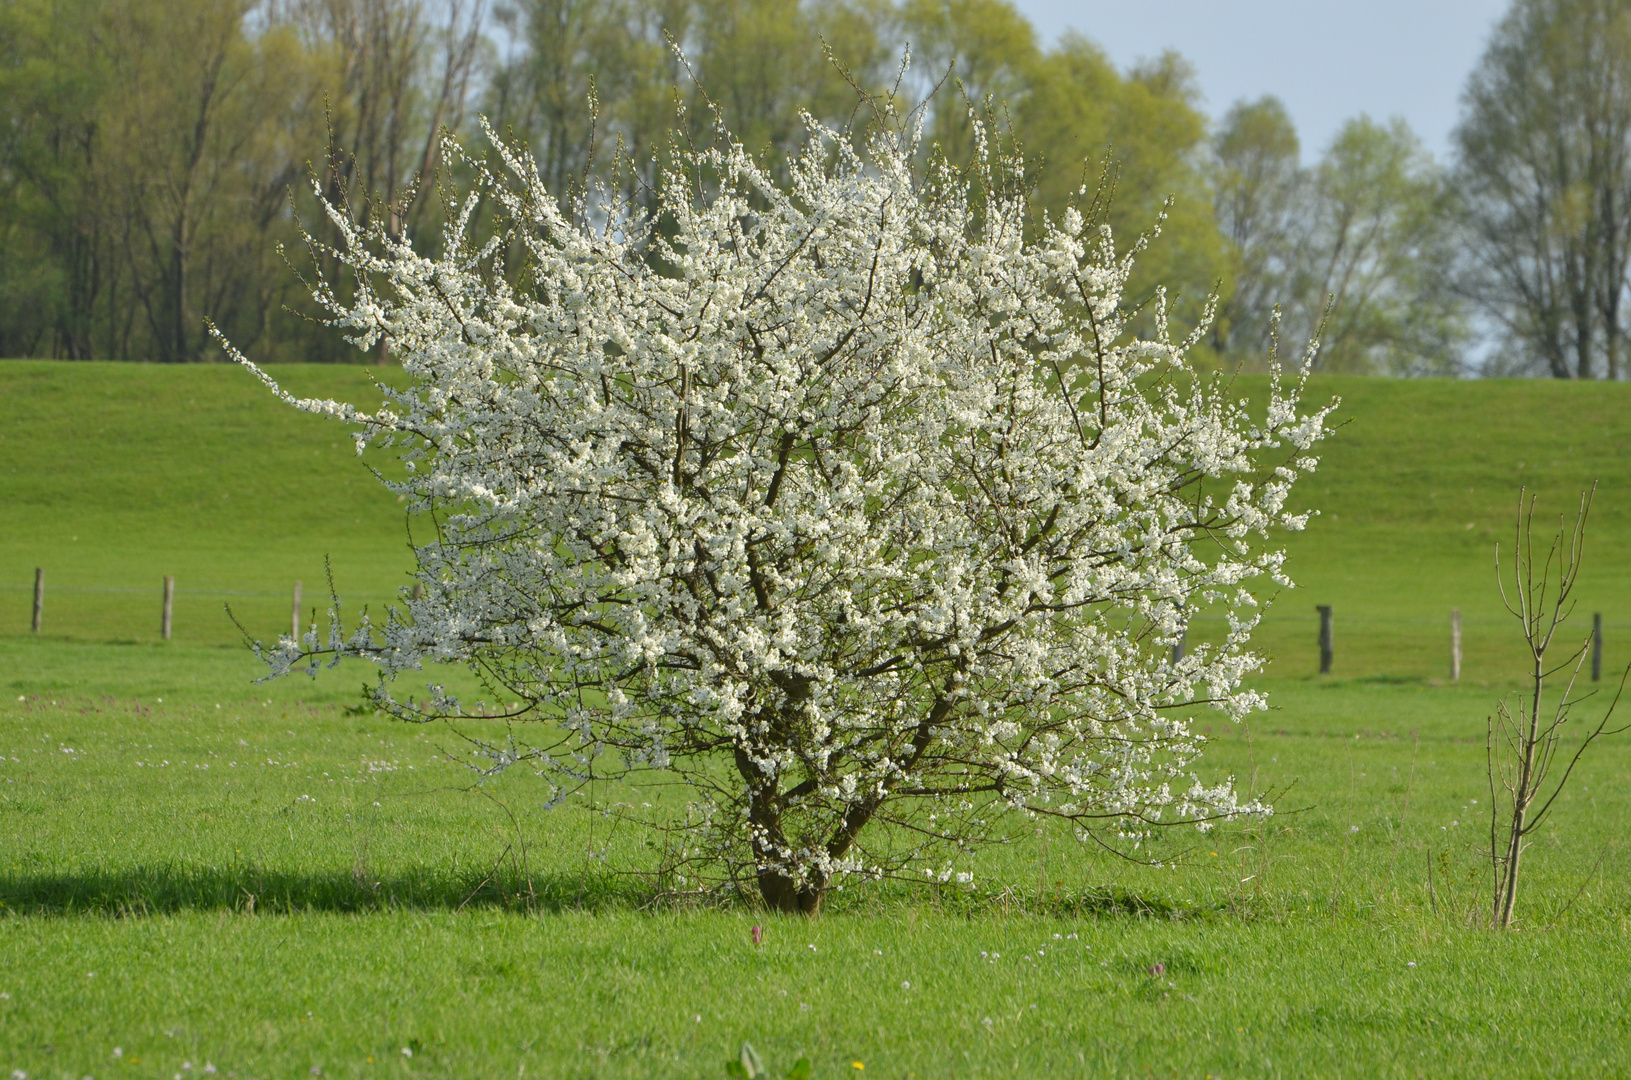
[4,868,1222,922]
[1313,674,1430,689]
[0,864,660,917]
[952,884,1206,921]
[1057,887,1204,920]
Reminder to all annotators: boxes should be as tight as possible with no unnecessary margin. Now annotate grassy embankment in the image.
[2,362,1630,1077]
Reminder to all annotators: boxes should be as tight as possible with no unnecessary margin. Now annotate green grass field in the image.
[3,362,1631,1077]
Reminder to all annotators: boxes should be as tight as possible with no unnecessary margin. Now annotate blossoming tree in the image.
[220,103,1334,914]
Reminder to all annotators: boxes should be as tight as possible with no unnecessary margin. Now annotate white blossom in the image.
[216,95,1334,914]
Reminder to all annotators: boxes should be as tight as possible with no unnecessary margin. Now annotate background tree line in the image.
[0,0,1621,375]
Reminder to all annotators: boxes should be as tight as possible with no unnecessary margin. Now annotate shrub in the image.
[219,93,1334,913]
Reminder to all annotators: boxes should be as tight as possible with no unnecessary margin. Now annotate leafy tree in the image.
[681,0,889,164]
[1290,117,1466,374]
[1019,40,1228,344]
[486,0,666,203]
[488,0,889,204]
[0,0,1478,375]
[897,0,1039,166]
[280,0,489,362]
[1210,96,1302,358]
[0,0,117,359]
[223,106,1333,914]
[897,4,1229,346]
[0,0,331,362]
[1211,107,1466,375]
[116,0,319,363]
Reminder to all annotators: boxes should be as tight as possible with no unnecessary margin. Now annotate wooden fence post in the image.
[31,568,43,633]
[1317,605,1333,674]
[291,580,303,641]
[1593,613,1603,682]
[1172,627,1186,665]
[1451,608,1462,682]
[162,576,174,640]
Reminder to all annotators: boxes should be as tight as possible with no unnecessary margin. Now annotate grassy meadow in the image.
[3,361,1631,1077]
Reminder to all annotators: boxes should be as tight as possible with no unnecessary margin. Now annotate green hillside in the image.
[1266,376,1631,680]
[5,361,1631,685]
[1,361,410,649]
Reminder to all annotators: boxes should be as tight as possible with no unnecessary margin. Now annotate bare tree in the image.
[1455,0,1631,379]
[1489,484,1629,928]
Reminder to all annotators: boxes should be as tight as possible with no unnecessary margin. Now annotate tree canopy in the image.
[19,0,1618,377]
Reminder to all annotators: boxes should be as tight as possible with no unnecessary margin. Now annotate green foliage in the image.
[488,0,892,203]
[1210,101,1467,374]
[0,0,487,364]
[898,0,1040,156]
[0,0,335,362]
[1018,38,1229,341]
[1,0,1472,375]
[1296,117,1467,374]
[1211,96,1302,357]
[898,3,1228,343]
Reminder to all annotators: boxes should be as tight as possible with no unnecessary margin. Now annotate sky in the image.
[1009,1,1513,164]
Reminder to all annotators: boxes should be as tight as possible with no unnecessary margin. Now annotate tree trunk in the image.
[1571,257,1595,380]
[167,191,192,362]
[736,741,826,915]
[756,864,824,916]
[1499,647,1546,928]
[733,687,908,916]
[1498,797,1527,927]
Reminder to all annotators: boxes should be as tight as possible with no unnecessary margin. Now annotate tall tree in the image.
[682,0,888,164]
[898,0,1038,166]
[117,0,334,362]
[1019,41,1229,342]
[897,5,1230,345]
[1211,96,1302,357]
[0,0,330,362]
[1213,108,1466,374]
[0,0,122,359]
[283,0,487,239]
[1455,0,1631,379]
[487,0,661,203]
[487,0,887,212]
[1291,117,1465,374]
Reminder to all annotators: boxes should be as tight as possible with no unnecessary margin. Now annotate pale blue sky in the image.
[1009,1,1512,163]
